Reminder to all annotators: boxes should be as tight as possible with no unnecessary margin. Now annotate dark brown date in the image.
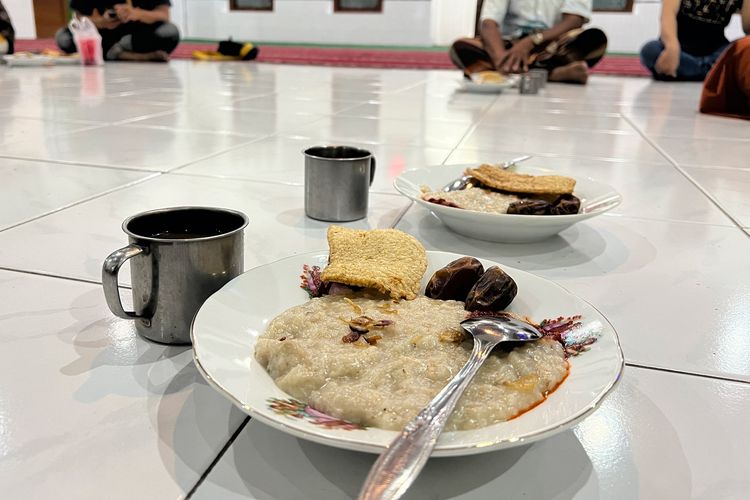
[550,194,581,215]
[507,199,551,215]
[425,257,484,301]
[465,266,518,312]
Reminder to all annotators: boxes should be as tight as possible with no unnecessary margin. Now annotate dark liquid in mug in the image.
[150,230,223,240]
[127,208,247,241]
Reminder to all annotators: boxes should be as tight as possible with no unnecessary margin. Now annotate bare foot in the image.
[116,50,170,62]
[549,61,589,84]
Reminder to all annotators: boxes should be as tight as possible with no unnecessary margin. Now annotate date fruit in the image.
[425,257,484,301]
[465,266,518,311]
[507,199,551,215]
[550,194,581,215]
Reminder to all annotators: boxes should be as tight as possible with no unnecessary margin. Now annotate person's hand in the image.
[91,8,120,30]
[490,50,508,72]
[115,4,141,23]
[655,44,680,77]
[499,37,534,74]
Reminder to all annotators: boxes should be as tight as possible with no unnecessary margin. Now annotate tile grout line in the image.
[626,362,750,385]
[445,147,672,166]
[388,92,502,228]
[166,170,408,196]
[388,93,500,228]
[389,200,415,229]
[442,93,503,164]
[118,122,266,140]
[600,212,736,229]
[5,257,748,390]
[112,108,186,126]
[621,114,750,236]
[0,154,164,174]
[0,173,163,234]
[2,275,743,387]
[0,266,114,287]
[184,417,251,499]
[165,135,279,173]
[166,88,468,175]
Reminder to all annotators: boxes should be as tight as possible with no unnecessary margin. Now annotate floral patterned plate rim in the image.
[191,251,624,457]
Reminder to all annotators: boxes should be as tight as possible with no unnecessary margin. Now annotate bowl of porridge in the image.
[394,163,621,243]
[191,249,624,456]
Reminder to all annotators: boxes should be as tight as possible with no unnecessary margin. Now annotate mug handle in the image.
[369,156,376,186]
[102,244,147,320]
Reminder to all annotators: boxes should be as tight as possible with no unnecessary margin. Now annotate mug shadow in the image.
[58,288,193,400]
[49,284,247,494]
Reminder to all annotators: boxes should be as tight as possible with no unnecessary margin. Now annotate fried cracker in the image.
[473,71,507,85]
[321,226,427,300]
[466,164,575,195]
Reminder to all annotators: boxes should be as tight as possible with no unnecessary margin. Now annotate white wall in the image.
[430,0,475,46]
[184,0,432,45]
[4,0,35,38]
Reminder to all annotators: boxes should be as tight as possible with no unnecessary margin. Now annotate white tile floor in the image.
[1,61,749,499]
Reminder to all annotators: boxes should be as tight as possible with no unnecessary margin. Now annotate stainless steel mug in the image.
[102,206,248,345]
[519,73,539,95]
[304,145,376,222]
[528,69,548,89]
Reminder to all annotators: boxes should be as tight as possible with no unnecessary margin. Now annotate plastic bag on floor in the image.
[69,17,103,66]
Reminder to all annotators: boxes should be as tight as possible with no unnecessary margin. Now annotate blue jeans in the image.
[640,40,728,81]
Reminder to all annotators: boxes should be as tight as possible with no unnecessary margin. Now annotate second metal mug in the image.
[519,73,539,94]
[304,146,376,222]
[102,206,248,345]
[528,68,548,89]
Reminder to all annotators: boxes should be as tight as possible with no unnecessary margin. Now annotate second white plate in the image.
[459,75,519,93]
[394,164,622,243]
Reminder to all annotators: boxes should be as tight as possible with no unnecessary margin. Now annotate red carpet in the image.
[14,39,650,77]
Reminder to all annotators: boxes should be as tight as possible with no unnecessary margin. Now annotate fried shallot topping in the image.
[342,315,395,344]
[344,297,364,316]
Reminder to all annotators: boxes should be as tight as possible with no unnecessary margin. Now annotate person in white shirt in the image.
[450,0,607,84]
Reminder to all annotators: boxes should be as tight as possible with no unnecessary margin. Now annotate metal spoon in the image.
[442,155,533,192]
[358,314,544,500]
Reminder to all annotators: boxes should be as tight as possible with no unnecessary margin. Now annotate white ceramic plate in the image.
[394,164,622,243]
[3,54,53,67]
[459,75,519,93]
[50,55,81,65]
[192,251,623,456]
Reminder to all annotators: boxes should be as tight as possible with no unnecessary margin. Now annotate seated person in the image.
[700,36,750,119]
[640,0,750,81]
[450,0,607,84]
[0,0,15,55]
[56,0,180,62]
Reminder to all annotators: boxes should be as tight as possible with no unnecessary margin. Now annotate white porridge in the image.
[421,186,521,214]
[255,293,568,431]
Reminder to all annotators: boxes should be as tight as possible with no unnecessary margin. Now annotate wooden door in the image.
[33,0,68,38]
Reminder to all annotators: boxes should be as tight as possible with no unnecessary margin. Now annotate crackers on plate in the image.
[321,226,427,300]
[466,164,576,195]
[472,71,507,85]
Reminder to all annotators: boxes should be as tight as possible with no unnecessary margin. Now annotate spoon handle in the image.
[358,337,500,500]
[502,154,533,169]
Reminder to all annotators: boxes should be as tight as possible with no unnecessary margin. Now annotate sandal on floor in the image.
[193,40,259,61]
